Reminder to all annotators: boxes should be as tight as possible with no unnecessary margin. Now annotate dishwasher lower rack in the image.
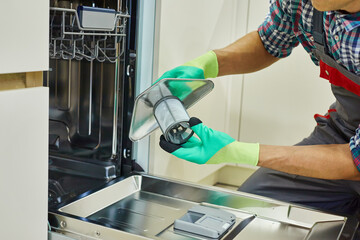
[48,174,358,240]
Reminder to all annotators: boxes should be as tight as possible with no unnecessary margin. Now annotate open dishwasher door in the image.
[49,174,358,240]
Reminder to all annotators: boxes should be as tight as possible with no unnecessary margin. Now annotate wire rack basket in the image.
[50,7,130,63]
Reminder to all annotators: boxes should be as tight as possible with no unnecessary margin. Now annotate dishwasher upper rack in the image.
[49,7,130,63]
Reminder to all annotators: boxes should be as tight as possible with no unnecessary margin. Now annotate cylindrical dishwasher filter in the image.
[153,97,194,144]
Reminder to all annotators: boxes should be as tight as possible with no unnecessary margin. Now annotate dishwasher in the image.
[46,0,359,239]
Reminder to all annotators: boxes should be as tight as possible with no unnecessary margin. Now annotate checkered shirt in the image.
[350,127,360,172]
[258,0,360,74]
[258,0,360,172]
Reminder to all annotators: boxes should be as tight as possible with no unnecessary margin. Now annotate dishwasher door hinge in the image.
[122,148,143,176]
[123,148,131,159]
[126,51,136,78]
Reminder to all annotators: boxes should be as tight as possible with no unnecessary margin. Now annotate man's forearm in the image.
[258,144,360,180]
[213,31,279,76]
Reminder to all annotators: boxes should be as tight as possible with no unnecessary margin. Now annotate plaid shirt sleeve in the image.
[258,0,300,58]
[350,126,360,172]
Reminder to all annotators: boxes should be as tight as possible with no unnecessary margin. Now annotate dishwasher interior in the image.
[46,0,359,239]
[46,0,137,209]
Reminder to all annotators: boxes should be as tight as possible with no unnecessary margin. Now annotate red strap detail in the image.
[314,113,330,119]
[314,108,337,120]
[319,60,360,96]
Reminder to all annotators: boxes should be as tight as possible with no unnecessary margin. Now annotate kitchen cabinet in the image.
[0,87,48,240]
[0,0,49,74]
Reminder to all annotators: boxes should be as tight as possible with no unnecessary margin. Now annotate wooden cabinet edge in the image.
[0,72,43,91]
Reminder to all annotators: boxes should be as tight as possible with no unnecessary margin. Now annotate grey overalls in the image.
[239,8,360,216]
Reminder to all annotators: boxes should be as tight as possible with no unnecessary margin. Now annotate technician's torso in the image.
[265,0,360,135]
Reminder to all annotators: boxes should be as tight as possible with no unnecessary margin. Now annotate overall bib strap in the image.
[312,9,360,96]
[312,9,325,47]
[312,8,360,133]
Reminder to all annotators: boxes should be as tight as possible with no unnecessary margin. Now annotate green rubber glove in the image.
[159,117,260,165]
[157,50,219,81]
[154,51,219,99]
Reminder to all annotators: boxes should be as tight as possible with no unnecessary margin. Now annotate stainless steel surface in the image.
[49,174,358,240]
[233,217,308,240]
[129,78,214,142]
[47,56,123,179]
[131,0,158,172]
[49,156,117,179]
[305,221,345,240]
[59,175,142,217]
[49,231,76,240]
[48,0,129,171]
[47,0,132,213]
[47,59,119,153]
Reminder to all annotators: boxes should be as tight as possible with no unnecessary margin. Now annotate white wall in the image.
[239,0,335,145]
[149,0,335,182]
[149,0,249,182]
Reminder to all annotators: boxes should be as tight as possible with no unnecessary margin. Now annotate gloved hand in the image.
[154,51,219,99]
[157,50,219,81]
[159,117,260,165]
